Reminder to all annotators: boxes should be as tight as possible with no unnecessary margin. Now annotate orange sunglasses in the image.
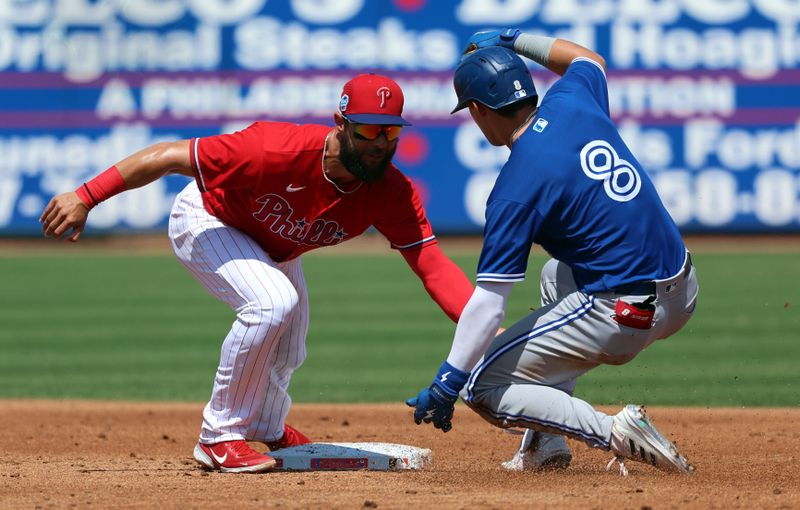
[350,122,403,141]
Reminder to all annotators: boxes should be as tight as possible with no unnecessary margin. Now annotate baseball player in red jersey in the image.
[40,74,475,473]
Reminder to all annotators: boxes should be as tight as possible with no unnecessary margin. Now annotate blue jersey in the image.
[476,57,685,293]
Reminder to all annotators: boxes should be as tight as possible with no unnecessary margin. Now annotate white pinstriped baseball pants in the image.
[168,182,308,445]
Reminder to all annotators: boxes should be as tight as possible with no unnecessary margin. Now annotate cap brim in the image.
[344,113,411,126]
[450,101,468,114]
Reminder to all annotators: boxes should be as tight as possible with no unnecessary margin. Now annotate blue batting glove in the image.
[462,28,521,56]
[406,361,470,433]
[406,384,457,432]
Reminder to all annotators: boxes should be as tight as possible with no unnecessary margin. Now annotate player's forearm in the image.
[445,282,512,372]
[514,35,605,76]
[74,140,194,210]
[400,244,474,322]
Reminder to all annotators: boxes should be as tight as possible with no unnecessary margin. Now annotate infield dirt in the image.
[1,401,798,509]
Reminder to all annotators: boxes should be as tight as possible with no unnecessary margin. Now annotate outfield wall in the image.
[1,0,799,235]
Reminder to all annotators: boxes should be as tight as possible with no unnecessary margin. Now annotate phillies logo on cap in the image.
[338,74,411,126]
[377,86,391,108]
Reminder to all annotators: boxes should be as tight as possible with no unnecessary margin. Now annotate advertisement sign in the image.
[1,0,799,234]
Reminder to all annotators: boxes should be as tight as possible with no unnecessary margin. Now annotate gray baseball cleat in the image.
[501,430,572,471]
[607,404,694,476]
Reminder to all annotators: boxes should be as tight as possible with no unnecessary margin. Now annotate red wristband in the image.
[74,166,127,209]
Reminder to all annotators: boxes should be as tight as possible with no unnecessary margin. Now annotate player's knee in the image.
[284,345,308,372]
[462,382,499,408]
[238,287,301,327]
[462,390,507,429]
[540,258,561,281]
[539,258,561,304]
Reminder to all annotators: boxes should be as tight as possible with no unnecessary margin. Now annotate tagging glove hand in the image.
[406,361,469,433]
[463,28,521,56]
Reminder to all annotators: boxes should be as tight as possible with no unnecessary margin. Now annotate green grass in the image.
[0,249,798,406]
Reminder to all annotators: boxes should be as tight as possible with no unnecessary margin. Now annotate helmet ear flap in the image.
[451,46,537,114]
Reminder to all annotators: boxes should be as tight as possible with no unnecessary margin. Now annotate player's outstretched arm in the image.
[542,38,606,76]
[399,244,474,322]
[463,29,605,76]
[115,139,194,188]
[40,140,193,242]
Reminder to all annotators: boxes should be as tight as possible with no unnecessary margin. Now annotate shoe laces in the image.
[606,455,629,477]
[230,440,257,457]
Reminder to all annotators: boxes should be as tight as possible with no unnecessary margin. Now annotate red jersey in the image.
[189,122,435,262]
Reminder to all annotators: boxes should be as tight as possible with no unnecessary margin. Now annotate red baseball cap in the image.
[338,74,411,126]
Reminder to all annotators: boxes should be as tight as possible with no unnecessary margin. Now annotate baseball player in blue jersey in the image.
[407,30,699,476]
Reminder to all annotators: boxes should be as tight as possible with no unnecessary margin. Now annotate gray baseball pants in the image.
[461,255,698,449]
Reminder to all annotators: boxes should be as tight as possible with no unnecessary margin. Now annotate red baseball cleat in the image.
[266,423,312,451]
[193,440,276,473]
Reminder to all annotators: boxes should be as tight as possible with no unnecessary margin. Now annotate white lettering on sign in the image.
[1,2,796,76]
[454,123,510,172]
[454,121,510,226]
[0,26,14,67]
[454,0,796,25]
[464,172,500,226]
[2,0,266,27]
[96,79,137,119]
[1,0,798,28]
[0,126,185,228]
[54,0,115,24]
[614,0,680,23]
[684,120,800,170]
[608,75,734,118]
[456,0,541,24]
[0,0,49,25]
[753,169,798,226]
[0,178,22,227]
[402,80,463,118]
[753,0,800,23]
[188,0,265,25]
[612,21,800,78]
[541,0,615,24]
[695,169,738,226]
[290,0,364,24]
[651,171,693,225]
[0,24,221,81]
[652,168,800,228]
[682,0,750,24]
[119,0,185,27]
[132,75,455,120]
[617,121,673,170]
[0,125,178,183]
[235,17,457,71]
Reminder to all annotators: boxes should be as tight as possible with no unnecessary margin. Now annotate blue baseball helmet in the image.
[451,46,537,114]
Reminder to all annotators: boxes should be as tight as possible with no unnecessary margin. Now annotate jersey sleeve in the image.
[190,122,267,192]
[557,57,610,116]
[399,243,474,323]
[476,199,542,282]
[373,175,436,250]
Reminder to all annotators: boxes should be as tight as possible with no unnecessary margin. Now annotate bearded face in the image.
[336,126,397,184]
